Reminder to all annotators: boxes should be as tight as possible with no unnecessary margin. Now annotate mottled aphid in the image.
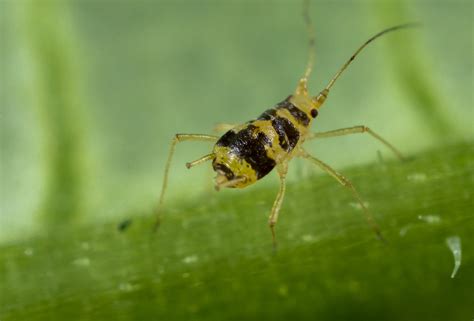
[156,3,415,245]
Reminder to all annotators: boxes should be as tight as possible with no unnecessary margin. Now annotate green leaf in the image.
[1,142,472,321]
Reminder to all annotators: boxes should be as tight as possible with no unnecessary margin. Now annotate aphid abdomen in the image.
[213,124,277,185]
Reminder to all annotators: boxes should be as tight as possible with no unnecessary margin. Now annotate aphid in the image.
[156,1,415,245]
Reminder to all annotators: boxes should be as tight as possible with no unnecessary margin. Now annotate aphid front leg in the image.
[307,126,404,160]
[155,134,218,229]
[268,162,289,249]
[298,149,386,242]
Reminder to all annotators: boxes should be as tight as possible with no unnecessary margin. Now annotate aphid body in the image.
[156,2,415,246]
[213,93,318,189]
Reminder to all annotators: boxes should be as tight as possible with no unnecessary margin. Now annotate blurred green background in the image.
[0,0,473,320]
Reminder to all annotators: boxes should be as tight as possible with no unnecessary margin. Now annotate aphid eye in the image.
[310,109,318,118]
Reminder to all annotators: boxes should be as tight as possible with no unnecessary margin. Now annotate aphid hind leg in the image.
[307,126,404,161]
[268,162,289,250]
[155,134,218,230]
[298,149,386,243]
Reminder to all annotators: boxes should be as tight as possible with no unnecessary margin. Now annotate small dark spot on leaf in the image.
[118,218,133,232]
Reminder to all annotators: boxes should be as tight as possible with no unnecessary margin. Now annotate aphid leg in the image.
[307,126,404,161]
[298,149,387,243]
[155,134,218,230]
[268,162,289,249]
[213,123,237,133]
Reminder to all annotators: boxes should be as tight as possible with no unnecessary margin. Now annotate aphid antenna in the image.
[312,22,420,106]
[302,0,316,83]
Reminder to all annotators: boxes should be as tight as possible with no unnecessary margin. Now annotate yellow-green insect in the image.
[156,2,415,245]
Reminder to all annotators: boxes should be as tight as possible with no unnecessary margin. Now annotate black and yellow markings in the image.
[215,124,276,180]
[212,162,235,180]
[271,115,300,152]
[276,96,311,126]
[257,97,310,153]
[155,0,415,248]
